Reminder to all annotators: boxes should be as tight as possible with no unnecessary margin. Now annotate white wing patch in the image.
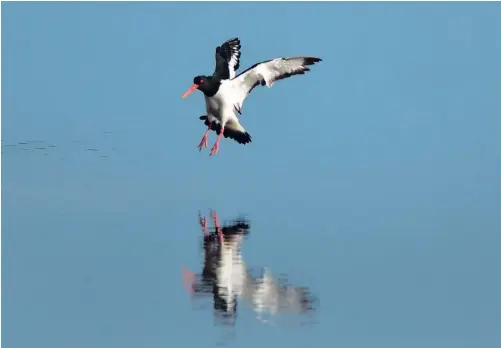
[227,44,241,80]
[214,38,242,81]
[231,56,322,114]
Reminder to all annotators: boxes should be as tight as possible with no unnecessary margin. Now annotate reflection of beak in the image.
[182,84,199,98]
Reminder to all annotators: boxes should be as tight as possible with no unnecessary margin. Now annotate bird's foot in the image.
[209,127,224,156]
[210,210,220,228]
[197,134,209,152]
[209,142,219,156]
[210,210,223,243]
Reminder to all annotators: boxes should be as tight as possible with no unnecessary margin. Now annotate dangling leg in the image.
[209,127,224,156]
[210,209,224,244]
[198,123,211,151]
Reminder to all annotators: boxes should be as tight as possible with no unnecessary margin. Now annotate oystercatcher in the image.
[182,210,316,325]
[182,38,322,156]
[182,210,250,325]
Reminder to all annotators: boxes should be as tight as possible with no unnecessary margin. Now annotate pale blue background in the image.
[2,2,501,348]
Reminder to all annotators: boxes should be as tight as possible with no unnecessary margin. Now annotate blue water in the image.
[2,2,501,348]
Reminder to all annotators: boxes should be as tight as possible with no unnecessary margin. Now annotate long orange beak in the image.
[182,84,199,98]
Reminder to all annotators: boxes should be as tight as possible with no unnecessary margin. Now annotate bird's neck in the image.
[203,77,221,97]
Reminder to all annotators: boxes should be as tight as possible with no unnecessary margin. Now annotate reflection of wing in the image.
[250,268,316,316]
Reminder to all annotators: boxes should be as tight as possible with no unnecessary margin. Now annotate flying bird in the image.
[182,38,322,156]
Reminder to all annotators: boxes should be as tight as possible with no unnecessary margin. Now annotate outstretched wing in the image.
[199,116,252,145]
[251,268,317,316]
[231,56,322,113]
[213,38,242,80]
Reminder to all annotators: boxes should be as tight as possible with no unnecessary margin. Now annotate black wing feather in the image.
[213,38,241,80]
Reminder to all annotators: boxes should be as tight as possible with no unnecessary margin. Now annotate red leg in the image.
[209,127,224,156]
[211,210,224,243]
[197,123,211,152]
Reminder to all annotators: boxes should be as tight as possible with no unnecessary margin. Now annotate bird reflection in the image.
[182,210,317,326]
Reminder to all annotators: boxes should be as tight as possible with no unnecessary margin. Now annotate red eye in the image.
[200,79,204,84]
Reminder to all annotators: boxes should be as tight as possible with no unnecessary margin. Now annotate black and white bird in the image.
[182,210,316,325]
[182,38,322,156]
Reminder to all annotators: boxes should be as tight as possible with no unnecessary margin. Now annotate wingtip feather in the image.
[303,57,322,65]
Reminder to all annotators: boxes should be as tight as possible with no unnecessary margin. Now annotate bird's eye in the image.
[200,79,204,84]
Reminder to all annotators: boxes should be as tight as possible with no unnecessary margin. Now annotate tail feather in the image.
[199,116,252,145]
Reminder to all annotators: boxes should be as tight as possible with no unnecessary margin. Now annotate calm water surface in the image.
[2,137,499,348]
[2,2,501,347]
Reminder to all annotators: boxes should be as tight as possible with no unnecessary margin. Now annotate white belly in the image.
[216,246,246,299]
[204,81,237,125]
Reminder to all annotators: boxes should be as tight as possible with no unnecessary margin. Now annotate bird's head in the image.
[182,76,218,98]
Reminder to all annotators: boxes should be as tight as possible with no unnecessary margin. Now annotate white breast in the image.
[204,81,238,124]
[216,240,246,302]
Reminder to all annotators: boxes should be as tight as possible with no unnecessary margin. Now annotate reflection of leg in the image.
[182,266,196,294]
[198,211,208,236]
[211,210,224,243]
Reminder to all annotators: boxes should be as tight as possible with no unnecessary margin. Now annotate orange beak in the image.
[182,84,199,98]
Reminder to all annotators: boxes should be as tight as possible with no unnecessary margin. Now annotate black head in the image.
[193,75,207,86]
[182,75,220,98]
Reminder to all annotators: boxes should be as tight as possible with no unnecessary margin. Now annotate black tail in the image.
[199,116,252,145]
